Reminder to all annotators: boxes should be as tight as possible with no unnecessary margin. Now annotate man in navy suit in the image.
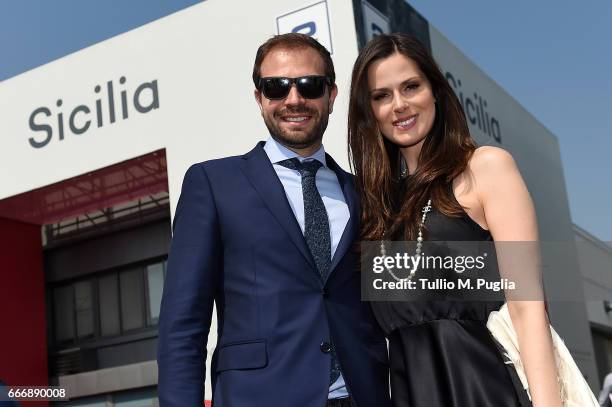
[157,33,390,407]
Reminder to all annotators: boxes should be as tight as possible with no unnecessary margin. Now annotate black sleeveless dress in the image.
[370,202,532,407]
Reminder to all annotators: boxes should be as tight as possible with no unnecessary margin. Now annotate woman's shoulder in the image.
[467,146,518,179]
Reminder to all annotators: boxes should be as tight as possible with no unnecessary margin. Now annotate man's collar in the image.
[263,136,327,167]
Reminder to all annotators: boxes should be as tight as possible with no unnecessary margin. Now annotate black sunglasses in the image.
[258,75,333,100]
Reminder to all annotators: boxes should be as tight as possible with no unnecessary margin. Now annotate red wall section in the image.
[0,217,48,407]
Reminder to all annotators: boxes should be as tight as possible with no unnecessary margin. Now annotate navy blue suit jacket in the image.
[157,142,390,407]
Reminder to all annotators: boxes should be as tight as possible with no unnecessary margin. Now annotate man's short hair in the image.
[252,33,336,89]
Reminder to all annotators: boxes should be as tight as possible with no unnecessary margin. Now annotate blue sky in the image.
[1,0,610,241]
[407,0,612,242]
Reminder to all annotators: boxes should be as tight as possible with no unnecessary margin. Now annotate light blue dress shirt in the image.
[264,137,350,400]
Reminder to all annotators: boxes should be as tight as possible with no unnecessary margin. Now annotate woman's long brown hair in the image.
[348,33,477,241]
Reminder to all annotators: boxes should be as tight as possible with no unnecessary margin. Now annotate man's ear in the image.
[328,84,338,114]
[254,89,263,113]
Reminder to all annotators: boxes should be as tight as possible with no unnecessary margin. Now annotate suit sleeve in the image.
[157,164,221,406]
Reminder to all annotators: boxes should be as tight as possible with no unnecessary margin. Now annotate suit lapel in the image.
[240,142,317,273]
[325,154,359,279]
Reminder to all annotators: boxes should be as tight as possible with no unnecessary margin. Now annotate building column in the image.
[0,217,48,407]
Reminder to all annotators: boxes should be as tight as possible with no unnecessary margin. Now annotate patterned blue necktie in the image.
[277,157,341,384]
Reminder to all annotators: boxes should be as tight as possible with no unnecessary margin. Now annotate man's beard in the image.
[263,106,330,150]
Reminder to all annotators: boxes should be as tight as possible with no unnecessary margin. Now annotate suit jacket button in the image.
[322,288,328,297]
[320,341,332,353]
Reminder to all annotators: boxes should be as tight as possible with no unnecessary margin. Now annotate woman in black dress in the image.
[347,33,561,406]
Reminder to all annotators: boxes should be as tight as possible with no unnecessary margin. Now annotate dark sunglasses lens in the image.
[262,78,291,100]
[297,76,326,99]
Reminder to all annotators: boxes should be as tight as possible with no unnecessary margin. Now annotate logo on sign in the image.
[362,0,389,41]
[446,71,502,144]
[28,77,160,149]
[276,1,333,53]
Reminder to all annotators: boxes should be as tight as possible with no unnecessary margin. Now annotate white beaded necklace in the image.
[380,198,432,282]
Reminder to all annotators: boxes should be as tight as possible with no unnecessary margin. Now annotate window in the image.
[50,258,166,346]
[99,274,120,336]
[65,389,157,407]
[114,388,157,407]
[120,268,145,331]
[146,262,165,325]
[75,281,94,338]
[54,285,75,342]
[63,395,107,407]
